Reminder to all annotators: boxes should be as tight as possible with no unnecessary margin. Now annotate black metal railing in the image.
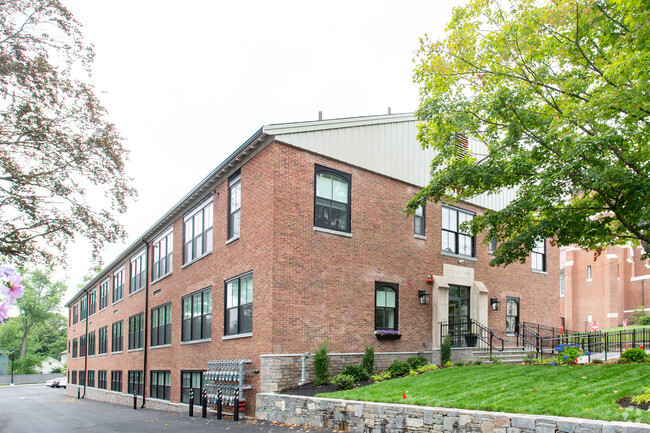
[547,328,650,360]
[440,319,504,356]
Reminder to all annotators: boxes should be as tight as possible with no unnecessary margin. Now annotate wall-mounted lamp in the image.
[490,297,501,311]
[418,290,431,305]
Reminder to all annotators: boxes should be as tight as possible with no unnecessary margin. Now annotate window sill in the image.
[226,236,240,245]
[151,272,172,285]
[313,226,352,237]
[414,234,427,240]
[222,332,252,340]
[586,278,592,282]
[441,251,477,262]
[181,251,213,269]
[99,307,108,313]
[111,351,123,355]
[112,298,124,306]
[180,338,211,345]
[150,344,172,350]
[127,348,144,353]
[98,353,108,357]
[532,269,548,275]
[128,288,144,297]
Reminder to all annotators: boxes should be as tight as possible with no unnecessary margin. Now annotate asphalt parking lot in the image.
[0,384,333,433]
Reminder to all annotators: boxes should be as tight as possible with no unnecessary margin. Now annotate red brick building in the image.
[65,113,560,412]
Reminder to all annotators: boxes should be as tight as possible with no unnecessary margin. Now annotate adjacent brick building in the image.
[64,113,560,413]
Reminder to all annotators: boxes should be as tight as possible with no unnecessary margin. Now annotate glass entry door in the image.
[505,297,519,335]
[448,285,470,346]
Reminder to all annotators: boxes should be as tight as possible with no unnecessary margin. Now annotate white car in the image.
[45,377,66,388]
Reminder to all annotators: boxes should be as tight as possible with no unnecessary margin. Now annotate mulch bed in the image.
[279,381,372,397]
[616,397,650,411]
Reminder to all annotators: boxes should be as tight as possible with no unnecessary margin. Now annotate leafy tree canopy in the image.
[409,0,650,266]
[0,0,136,265]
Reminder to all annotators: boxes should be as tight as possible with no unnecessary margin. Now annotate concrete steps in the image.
[473,347,534,364]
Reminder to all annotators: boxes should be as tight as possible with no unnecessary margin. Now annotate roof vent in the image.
[318,111,323,121]
[388,107,392,114]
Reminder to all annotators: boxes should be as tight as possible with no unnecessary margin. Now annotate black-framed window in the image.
[152,228,173,281]
[79,335,86,358]
[111,370,122,392]
[183,197,213,264]
[113,267,124,303]
[80,297,87,321]
[150,371,171,400]
[228,172,241,240]
[414,205,425,236]
[531,239,546,272]
[79,370,85,387]
[182,288,212,342]
[73,304,78,324]
[127,370,144,395]
[314,165,351,233]
[111,320,123,352]
[130,251,146,294]
[99,279,109,310]
[181,371,203,404]
[87,370,95,388]
[225,273,253,336]
[72,338,78,358]
[87,331,95,356]
[128,313,144,350]
[441,205,475,257]
[98,326,108,355]
[151,303,172,347]
[375,282,398,330]
[88,290,96,316]
[71,370,77,385]
[98,370,107,389]
[505,297,520,334]
[488,238,497,253]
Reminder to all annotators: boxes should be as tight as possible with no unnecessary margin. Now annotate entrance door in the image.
[448,285,470,346]
[505,297,519,335]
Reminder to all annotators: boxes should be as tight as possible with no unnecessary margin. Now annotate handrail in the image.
[517,323,542,356]
[439,319,505,356]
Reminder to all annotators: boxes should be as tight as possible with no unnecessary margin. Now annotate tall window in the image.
[87,370,95,388]
[88,290,96,316]
[587,265,592,280]
[111,371,122,392]
[79,335,86,358]
[150,371,171,400]
[73,304,78,324]
[99,279,109,310]
[111,321,123,352]
[130,251,146,294]
[127,371,144,395]
[151,303,172,346]
[128,313,144,350]
[80,297,87,321]
[448,284,471,347]
[79,370,85,387]
[414,205,425,236]
[183,197,213,264]
[113,267,124,303]
[375,283,398,330]
[531,239,546,272]
[182,288,212,342]
[98,370,107,389]
[181,371,203,404]
[314,165,351,233]
[225,273,253,336]
[505,297,520,334]
[72,338,78,358]
[488,238,497,253]
[441,205,475,257]
[87,331,95,356]
[152,228,173,281]
[98,326,108,355]
[71,371,77,385]
[228,172,241,240]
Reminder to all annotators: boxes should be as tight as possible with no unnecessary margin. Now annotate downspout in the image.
[141,238,150,408]
[82,289,89,398]
[298,352,312,386]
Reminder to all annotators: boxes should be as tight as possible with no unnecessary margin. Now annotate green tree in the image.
[410,0,650,265]
[0,0,136,265]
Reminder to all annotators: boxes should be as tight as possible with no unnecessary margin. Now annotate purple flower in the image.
[0,301,10,323]
[563,355,568,359]
[559,343,565,348]
[0,275,24,304]
[551,361,557,365]
[585,351,591,355]
[0,265,16,278]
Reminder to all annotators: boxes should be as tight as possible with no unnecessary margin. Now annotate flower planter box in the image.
[375,333,402,341]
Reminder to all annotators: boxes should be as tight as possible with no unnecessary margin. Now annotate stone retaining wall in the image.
[256,393,650,433]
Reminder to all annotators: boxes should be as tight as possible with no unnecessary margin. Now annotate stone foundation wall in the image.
[65,385,199,414]
[256,393,650,433]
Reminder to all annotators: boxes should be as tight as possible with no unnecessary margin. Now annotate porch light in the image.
[418,290,431,305]
[490,297,501,311]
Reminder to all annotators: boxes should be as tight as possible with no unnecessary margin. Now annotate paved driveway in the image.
[0,385,332,433]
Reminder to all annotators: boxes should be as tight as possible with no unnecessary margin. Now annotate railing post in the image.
[620,330,623,354]
[605,332,608,361]
[633,330,636,349]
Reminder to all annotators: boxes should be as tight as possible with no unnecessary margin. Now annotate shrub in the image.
[331,374,355,390]
[489,356,503,365]
[387,360,412,377]
[454,361,465,367]
[440,334,452,365]
[362,345,375,374]
[523,352,537,364]
[371,371,391,382]
[591,358,603,364]
[629,307,650,325]
[639,315,650,325]
[406,356,429,370]
[444,360,453,368]
[555,343,584,365]
[416,364,438,373]
[341,364,370,382]
[51,367,63,373]
[631,388,650,405]
[313,339,329,385]
[620,348,648,363]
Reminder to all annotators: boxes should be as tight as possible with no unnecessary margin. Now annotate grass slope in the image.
[318,364,650,424]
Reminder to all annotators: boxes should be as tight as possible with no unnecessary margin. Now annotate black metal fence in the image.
[439,319,504,355]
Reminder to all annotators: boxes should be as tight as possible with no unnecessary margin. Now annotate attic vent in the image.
[318,111,323,121]
[455,133,469,160]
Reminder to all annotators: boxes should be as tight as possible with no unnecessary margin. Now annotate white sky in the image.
[59,0,465,303]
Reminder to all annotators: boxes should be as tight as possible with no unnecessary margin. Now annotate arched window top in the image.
[375,282,398,331]
[314,165,351,233]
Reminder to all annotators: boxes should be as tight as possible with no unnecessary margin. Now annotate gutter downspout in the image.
[141,238,150,408]
[82,289,89,398]
[298,352,312,386]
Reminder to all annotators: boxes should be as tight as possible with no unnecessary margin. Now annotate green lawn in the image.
[318,364,650,424]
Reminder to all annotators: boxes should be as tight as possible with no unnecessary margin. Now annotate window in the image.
[505,297,520,334]
[113,267,124,303]
[80,297,87,321]
[127,371,144,395]
[79,335,86,358]
[228,172,241,240]
[111,321,123,352]
[79,370,86,387]
[88,290,96,316]
[182,288,212,341]
[87,331,95,356]
[587,265,592,280]
[98,326,108,354]
[531,239,546,272]
[98,370,107,390]
[99,279,109,310]
[72,338,78,358]
[560,269,565,297]
[71,371,77,385]
[183,197,213,264]
[128,313,144,350]
[441,206,475,257]
[130,251,146,294]
[314,165,351,232]
[87,370,95,388]
[414,205,425,237]
[225,273,253,336]
[152,228,173,281]
[375,283,398,330]
[72,304,78,325]
[151,303,172,346]
[111,371,122,392]
[488,238,497,253]
[181,371,203,404]
[150,371,171,400]
[448,284,471,347]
